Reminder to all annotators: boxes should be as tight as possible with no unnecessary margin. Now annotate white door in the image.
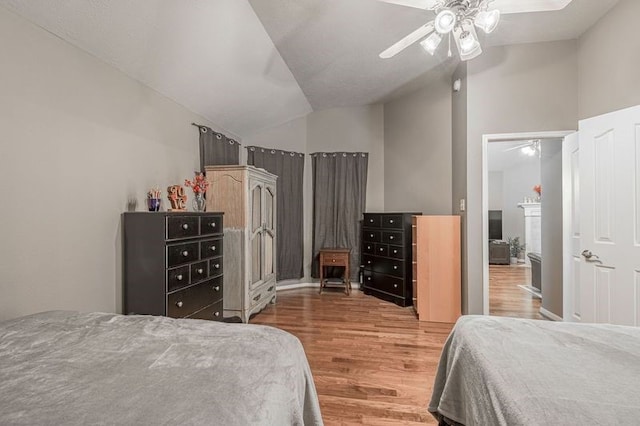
[562,132,581,322]
[579,105,640,326]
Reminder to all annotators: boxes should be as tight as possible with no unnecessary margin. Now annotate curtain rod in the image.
[191,123,241,145]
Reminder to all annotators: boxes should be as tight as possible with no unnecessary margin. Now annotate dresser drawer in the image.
[363,270,404,297]
[167,242,199,267]
[167,276,223,318]
[250,281,276,308]
[363,214,381,228]
[190,261,209,283]
[363,230,381,242]
[200,215,222,236]
[167,265,190,292]
[374,243,389,257]
[200,238,223,259]
[166,216,199,240]
[381,215,403,229]
[388,245,404,259]
[362,254,376,269]
[382,231,403,245]
[209,256,223,277]
[363,242,375,254]
[363,255,404,278]
[188,300,224,321]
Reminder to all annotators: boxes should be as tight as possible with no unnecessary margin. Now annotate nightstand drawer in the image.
[200,238,223,259]
[167,265,190,292]
[167,276,223,318]
[364,214,381,228]
[167,216,199,240]
[381,215,403,229]
[200,215,222,236]
[321,252,349,266]
[167,242,199,267]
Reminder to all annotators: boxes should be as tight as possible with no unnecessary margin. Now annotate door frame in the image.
[481,130,575,316]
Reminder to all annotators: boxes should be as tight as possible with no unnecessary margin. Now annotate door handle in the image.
[581,250,600,261]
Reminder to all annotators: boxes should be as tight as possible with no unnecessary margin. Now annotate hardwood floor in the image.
[251,289,452,425]
[251,270,544,424]
[489,264,544,320]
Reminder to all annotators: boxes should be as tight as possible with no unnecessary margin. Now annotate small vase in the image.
[192,193,206,212]
[147,198,161,212]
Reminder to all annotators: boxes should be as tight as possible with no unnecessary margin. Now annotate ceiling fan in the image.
[504,140,541,157]
[378,0,573,61]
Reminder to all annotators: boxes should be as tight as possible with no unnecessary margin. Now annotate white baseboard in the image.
[539,307,563,322]
[276,281,361,291]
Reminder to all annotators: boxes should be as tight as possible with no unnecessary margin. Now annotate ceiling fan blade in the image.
[379,22,435,59]
[503,143,532,152]
[490,0,572,15]
[377,0,440,10]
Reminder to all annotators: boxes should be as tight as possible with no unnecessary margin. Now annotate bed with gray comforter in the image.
[429,315,640,426]
[0,311,323,425]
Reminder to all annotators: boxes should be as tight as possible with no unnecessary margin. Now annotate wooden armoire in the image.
[205,165,277,323]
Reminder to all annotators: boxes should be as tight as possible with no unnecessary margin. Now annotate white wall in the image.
[502,161,541,244]
[578,0,640,120]
[488,172,503,211]
[0,6,227,320]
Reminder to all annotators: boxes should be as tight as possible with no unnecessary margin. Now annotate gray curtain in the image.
[198,126,240,170]
[312,152,368,280]
[247,146,305,281]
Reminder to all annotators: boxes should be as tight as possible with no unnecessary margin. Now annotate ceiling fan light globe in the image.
[474,9,501,34]
[522,146,536,156]
[434,9,456,34]
[459,31,479,54]
[419,32,442,55]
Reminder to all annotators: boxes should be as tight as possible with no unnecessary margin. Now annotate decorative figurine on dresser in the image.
[205,165,277,323]
[123,212,225,321]
[361,212,421,307]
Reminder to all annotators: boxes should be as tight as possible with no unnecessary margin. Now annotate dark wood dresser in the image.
[361,212,421,307]
[123,212,224,321]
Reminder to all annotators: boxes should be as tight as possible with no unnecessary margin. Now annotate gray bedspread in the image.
[429,315,640,426]
[0,311,323,425]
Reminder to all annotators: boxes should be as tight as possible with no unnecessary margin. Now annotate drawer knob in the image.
[332,259,336,263]
[393,250,398,254]
[393,266,398,270]
[367,260,371,264]
[367,246,371,250]
[389,220,394,224]
[182,223,189,230]
[214,264,220,269]
[379,248,384,252]
[370,234,374,238]
[389,236,394,240]
[394,284,398,288]
[176,274,183,281]
[176,301,183,308]
[210,246,216,251]
[213,285,220,291]
[181,250,189,257]
[369,219,374,223]
[196,268,204,274]
[209,222,216,228]
[214,311,220,317]
[367,277,372,281]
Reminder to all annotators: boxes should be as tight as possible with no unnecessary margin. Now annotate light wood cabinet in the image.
[205,165,277,323]
[412,216,461,323]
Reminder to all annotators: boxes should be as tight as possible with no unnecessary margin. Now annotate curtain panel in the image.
[247,146,305,281]
[198,126,240,170]
[311,152,368,280]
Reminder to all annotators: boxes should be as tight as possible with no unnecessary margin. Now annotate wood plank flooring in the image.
[251,289,452,425]
[251,270,544,424]
[489,265,544,320]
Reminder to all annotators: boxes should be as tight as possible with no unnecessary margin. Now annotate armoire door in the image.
[263,182,276,283]
[249,179,264,290]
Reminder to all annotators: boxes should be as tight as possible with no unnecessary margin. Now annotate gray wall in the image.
[541,139,564,317]
[383,77,452,214]
[0,6,225,321]
[244,105,385,283]
[578,0,640,120]
[501,161,541,244]
[488,172,503,211]
[464,40,579,314]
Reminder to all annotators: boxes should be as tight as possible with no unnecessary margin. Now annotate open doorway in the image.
[482,131,574,320]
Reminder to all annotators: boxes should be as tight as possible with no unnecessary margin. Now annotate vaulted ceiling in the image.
[0,0,619,137]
